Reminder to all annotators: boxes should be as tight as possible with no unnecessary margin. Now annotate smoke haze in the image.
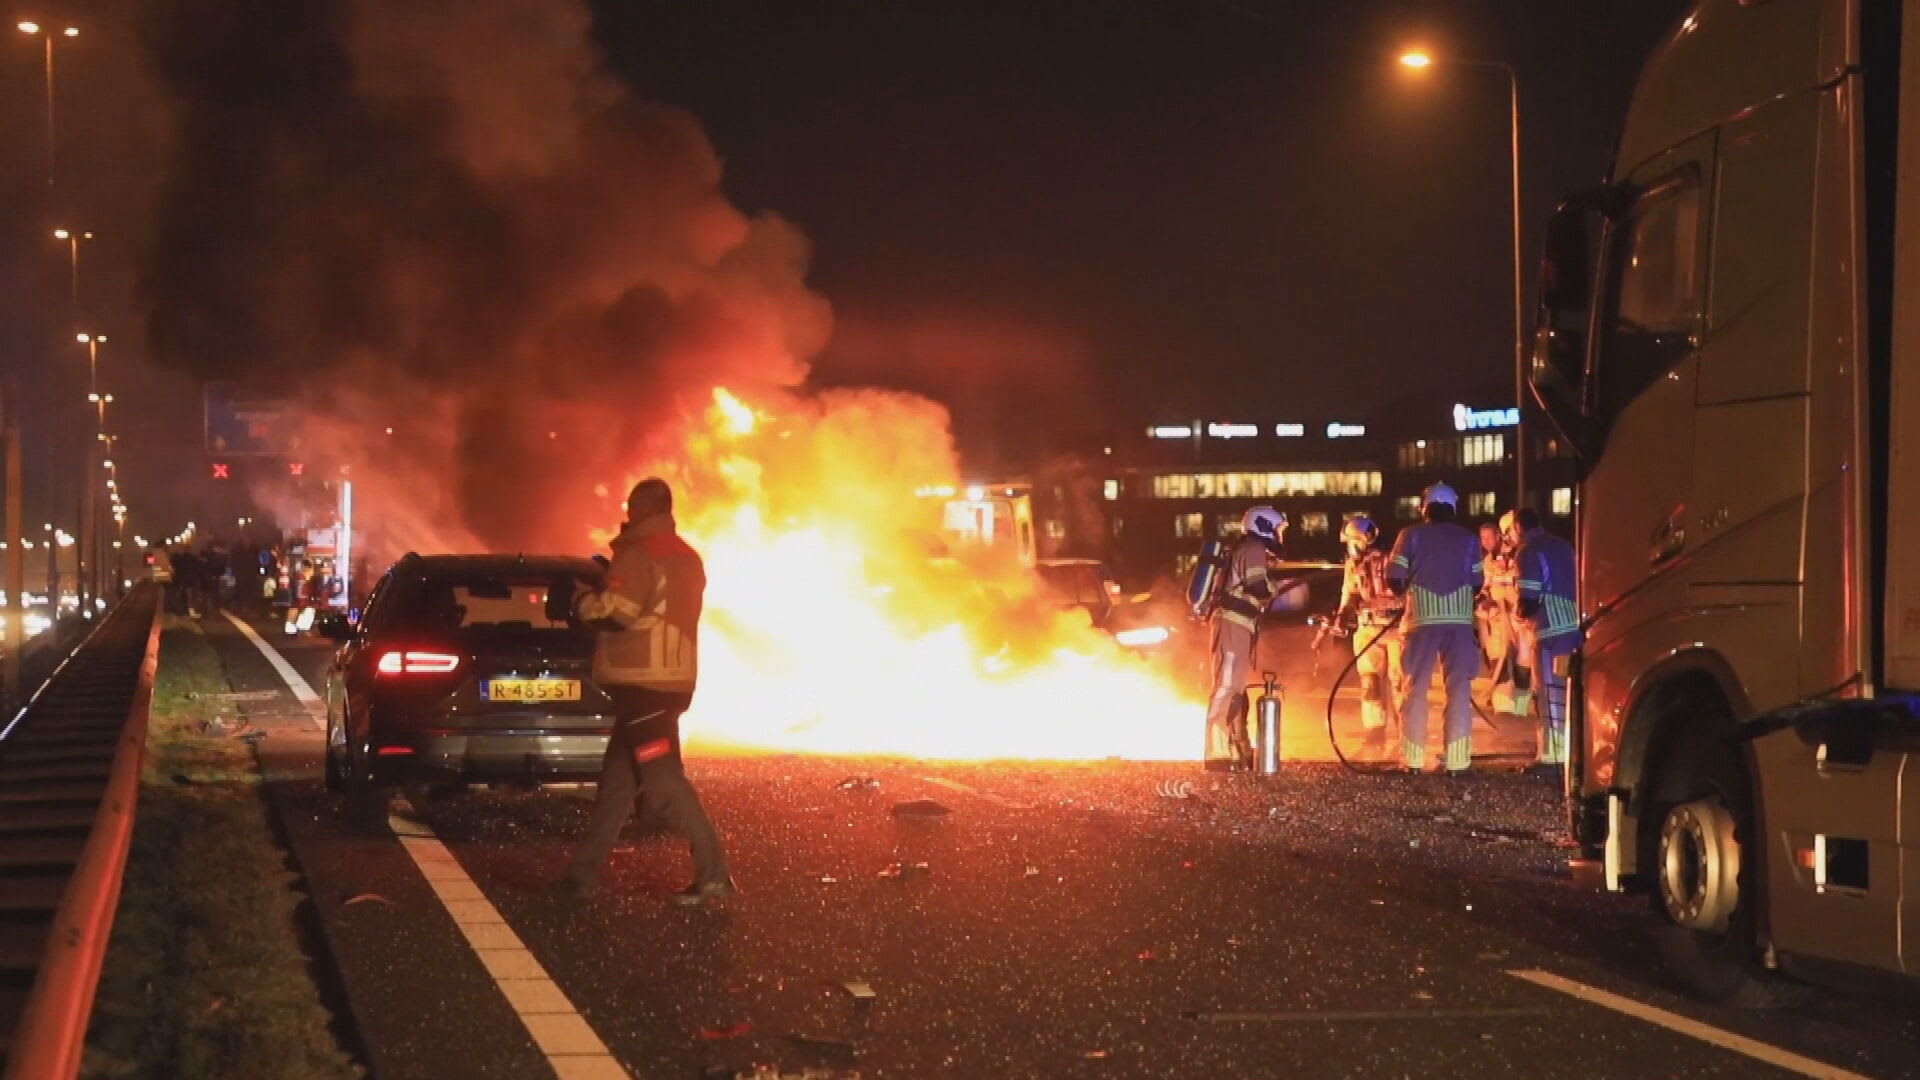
[140,0,833,551]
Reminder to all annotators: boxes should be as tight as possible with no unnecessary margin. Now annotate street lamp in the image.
[51,228,92,319]
[16,20,78,187]
[1398,44,1528,511]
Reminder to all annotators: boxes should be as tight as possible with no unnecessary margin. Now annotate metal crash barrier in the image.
[0,586,160,1080]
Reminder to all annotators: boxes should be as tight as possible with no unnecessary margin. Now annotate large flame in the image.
[607,387,1202,761]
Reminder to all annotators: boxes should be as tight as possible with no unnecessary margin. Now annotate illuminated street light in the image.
[1398,43,1527,509]
[16,19,78,186]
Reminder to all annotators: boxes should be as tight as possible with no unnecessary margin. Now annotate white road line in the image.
[1507,969,1870,1080]
[222,612,325,730]
[390,814,630,1080]
[920,775,1035,810]
[228,613,631,1078]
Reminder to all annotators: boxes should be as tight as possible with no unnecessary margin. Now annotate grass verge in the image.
[82,618,361,1080]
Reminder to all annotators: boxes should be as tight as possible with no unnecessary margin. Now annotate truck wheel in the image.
[1648,732,1764,1005]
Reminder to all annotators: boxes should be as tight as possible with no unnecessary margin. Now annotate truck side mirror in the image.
[1529,187,1620,465]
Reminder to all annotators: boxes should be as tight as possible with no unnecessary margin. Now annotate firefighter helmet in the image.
[1341,513,1378,555]
[1421,482,1459,512]
[1241,505,1286,540]
[626,477,673,518]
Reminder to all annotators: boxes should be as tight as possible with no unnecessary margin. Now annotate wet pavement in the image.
[188,614,1920,1079]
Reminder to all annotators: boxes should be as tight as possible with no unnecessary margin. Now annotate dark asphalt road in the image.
[190,615,1920,1079]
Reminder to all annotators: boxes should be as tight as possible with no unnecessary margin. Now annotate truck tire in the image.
[1647,731,1765,1005]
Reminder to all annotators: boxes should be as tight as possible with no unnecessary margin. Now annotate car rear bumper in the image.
[371,729,613,784]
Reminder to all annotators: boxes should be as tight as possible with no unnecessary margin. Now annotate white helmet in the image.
[1341,513,1378,554]
[1421,482,1459,512]
[1241,505,1286,540]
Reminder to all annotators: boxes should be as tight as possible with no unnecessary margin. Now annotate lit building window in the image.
[1463,434,1507,467]
[1148,470,1381,499]
[1551,487,1574,516]
[1174,553,1198,576]
[1301,512,1330,536]
[1467,492,1497,516]
[1395,495,1422,521]
[1173,512,1205,539]
[1215,514,1239,537]
[1102,479,1120,501]
[1112,518,1125,538]
[1044,519,1067,540]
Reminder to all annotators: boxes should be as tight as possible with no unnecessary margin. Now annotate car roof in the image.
[394,554,599,578]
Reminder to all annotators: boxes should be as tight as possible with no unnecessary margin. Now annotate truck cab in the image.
[1530,0,1920,997]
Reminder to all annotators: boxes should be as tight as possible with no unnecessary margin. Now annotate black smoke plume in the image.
[140,0,831,551]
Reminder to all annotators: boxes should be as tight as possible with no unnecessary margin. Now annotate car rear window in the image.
[387,571,591,645]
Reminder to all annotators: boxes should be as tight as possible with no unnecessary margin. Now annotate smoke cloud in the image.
[139,0,833,552]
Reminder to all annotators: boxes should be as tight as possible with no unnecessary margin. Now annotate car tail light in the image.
[376,650,462,676]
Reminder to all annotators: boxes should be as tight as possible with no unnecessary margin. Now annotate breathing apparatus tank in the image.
[1185,539,1230,618]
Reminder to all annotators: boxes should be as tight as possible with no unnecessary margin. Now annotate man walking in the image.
[1386,483,1484,774]
[559,477,734,905]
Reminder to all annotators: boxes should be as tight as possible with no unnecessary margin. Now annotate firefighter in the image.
[1512,507,1581,767]
[1202,505,1287,771]
[1386,483,1484,774]
[1335,513,1402,757]
[558,477,735,905]
[1497,510,1536,717]
[1476,521,1522,713]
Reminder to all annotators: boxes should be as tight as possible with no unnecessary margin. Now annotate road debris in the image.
[787,1032,859,1060]
[699,1021,754,1040]
[342,891,393,907]
[836,776,880,792]
[838,979,877,1001]
[1154,778,1195,799]
[889,798,950,818]
[876,861,929,880]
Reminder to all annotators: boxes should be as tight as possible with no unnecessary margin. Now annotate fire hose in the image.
[1319,609,1501,776]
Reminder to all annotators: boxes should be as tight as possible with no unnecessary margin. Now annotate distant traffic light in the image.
[288,461,305,476]
[211,462,230,479]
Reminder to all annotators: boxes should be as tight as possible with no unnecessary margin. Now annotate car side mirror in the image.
[315,613,353,642]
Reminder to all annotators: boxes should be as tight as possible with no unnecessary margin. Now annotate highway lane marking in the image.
[390,814,629,1078]
[1507,969,1870,1080]
[232,615,630,1078]
[920,775,1035,809]
[223,612,325,730]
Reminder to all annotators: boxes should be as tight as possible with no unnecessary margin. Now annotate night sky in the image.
[0,0,1687,536]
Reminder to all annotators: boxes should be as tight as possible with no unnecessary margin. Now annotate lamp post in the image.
[16,21,78,187]
[75,334,105,607]
[52,228,92,321]
[1398,46,1528,511]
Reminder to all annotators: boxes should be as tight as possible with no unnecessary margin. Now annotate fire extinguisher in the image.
[1256,672,1283,775]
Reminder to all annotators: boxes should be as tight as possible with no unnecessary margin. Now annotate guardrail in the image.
[1,587,160,1080]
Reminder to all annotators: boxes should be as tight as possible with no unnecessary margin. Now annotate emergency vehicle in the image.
[1530,0,1920,997]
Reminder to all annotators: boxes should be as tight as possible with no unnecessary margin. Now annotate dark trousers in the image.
[568,686,729,887]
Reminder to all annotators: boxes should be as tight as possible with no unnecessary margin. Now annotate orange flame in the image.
[609,387,1202,761]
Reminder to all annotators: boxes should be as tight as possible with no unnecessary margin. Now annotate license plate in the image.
[482,678,581,703]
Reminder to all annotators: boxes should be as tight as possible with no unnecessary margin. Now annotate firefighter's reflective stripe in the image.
[1539,595,1580,641]
[577,586,645,627]
[1407,584,1476,628]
